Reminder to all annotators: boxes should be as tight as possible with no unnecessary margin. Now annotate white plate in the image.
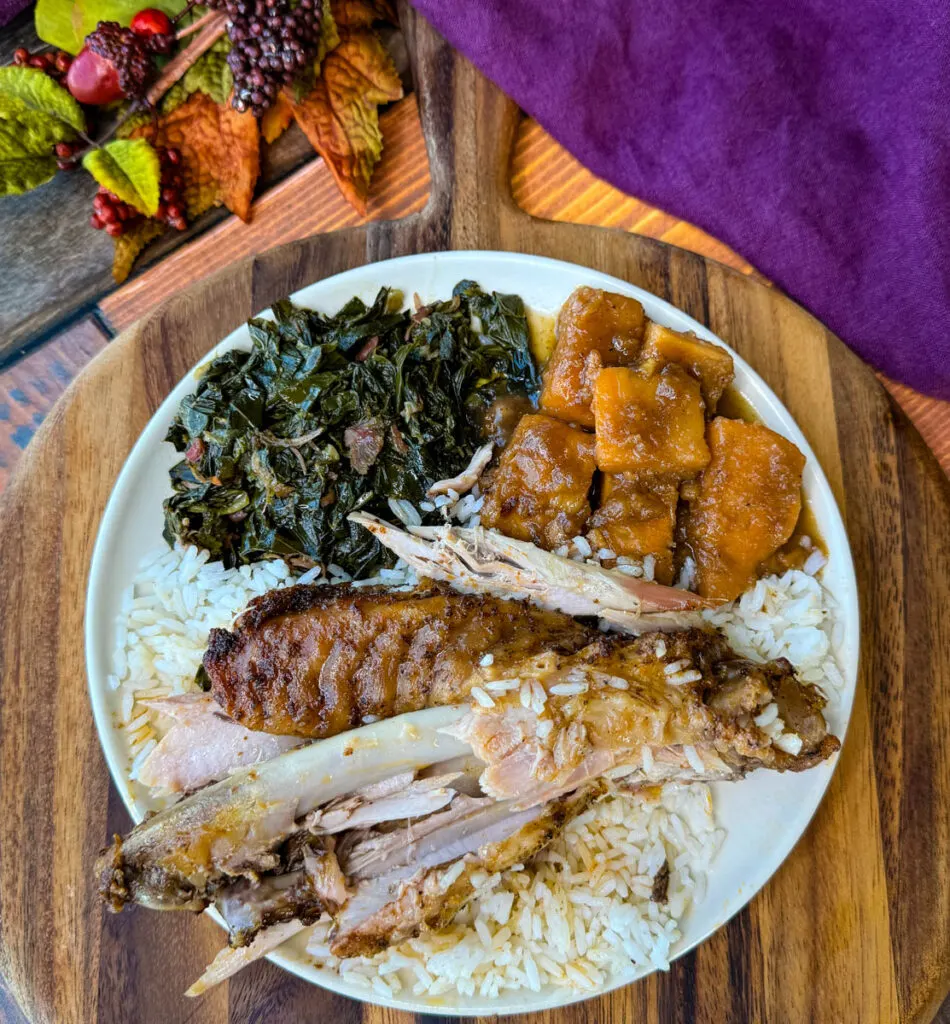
[85,251,859,1015]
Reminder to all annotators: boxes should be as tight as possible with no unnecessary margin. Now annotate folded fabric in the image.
[412,0,950,398]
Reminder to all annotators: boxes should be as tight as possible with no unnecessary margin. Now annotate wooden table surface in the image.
[1,9,950,1021]
[1,93,948,494]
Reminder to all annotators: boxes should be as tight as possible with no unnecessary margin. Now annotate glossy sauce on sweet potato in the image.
[586,475,679,583]
[540,286,646,428]
[591,365,710,478]
[481,413,597,549]
[640,322,735,412]
[685,417,806,599]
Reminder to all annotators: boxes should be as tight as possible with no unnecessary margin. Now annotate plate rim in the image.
[84,249,860,1016]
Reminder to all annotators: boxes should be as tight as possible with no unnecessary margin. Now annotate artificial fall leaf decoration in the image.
[260,92,294,144]
[112,218,166,282]
[8,0,399,282]
[83,138,161,216]
[331,0,396,29]
[288,29,402,214]
[132,91,260,224]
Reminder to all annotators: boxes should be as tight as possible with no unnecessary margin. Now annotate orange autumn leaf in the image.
[261,92,294,144]
[331,0,395,28]
[133,92,260,222]
[112,219,165,284]
[289,29,402,213]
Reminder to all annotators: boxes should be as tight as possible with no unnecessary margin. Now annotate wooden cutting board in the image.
[1,6,948,1023]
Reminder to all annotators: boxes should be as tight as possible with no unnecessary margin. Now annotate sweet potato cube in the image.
[481,413,597,549]
[591,365,710,478]
[540,286,646,428]
[686,417,806,600]
[586,476,679,583]
[640,322,735,412]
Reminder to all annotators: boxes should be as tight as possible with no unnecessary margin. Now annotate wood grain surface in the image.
[1,5,949,1023]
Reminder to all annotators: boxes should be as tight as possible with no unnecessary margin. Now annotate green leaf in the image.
[0,67,85,133]
[0,83,80,197]
[83,139,161,215]
[318,0,341,66]
[35,0,180,54]
[0,135,57,195]
[162,34,233,116]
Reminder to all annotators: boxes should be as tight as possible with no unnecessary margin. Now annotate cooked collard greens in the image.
[163,280,539,575]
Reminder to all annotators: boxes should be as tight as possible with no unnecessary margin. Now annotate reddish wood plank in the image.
[0,318,110,494]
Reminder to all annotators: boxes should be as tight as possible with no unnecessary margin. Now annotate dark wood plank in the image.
[0,4,948,1022]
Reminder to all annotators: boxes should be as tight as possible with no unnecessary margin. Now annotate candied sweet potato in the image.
[540,286,646,428]
[591,365,710,478]
[586,475,679,583]
[640,322,735,412]
[686,417,806,600]
[481,413,597,549]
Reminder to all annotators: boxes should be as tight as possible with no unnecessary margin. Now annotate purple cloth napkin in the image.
[0,0,30,27]
[412,0,950,398]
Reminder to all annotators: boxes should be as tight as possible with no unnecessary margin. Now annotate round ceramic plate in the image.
[85,251,859,1015]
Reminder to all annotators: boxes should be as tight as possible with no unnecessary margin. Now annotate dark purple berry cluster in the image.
[210,0,322,116]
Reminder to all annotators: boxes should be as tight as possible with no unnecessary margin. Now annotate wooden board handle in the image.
[398,1,524,246]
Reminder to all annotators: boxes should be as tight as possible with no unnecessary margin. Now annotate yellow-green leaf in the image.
[35,0,180,54]
[83,138,161,216]
[0,66,85,132]
[162,33,234,115]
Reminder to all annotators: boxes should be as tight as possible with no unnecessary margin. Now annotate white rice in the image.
[701,568,844,700]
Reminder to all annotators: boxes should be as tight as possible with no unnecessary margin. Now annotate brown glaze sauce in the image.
[482,393,536,447]
[480,309,557,447]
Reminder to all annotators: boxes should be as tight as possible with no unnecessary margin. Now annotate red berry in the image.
[166,203,184,221]
[55,52,72,73]
[166,148,180,164]
[105,222,123,238]
[29,55,47,69]
[13,47,28,65]
[65,46,126,105]
[54,142,74,159]
[90,214,104,229]
[130,8,173,37]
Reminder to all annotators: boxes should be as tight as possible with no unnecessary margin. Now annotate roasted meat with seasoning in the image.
[446,628,840,808]
[204,582,598,738]
[97,615,840,996]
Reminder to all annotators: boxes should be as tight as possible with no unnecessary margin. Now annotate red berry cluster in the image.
[156,146,187,231]
[54,140,83,171]
[12,46,73,82]
[90,188,142,237]
[89,147,187,238]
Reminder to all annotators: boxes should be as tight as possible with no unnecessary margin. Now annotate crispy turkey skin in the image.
[204,583,597,738]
